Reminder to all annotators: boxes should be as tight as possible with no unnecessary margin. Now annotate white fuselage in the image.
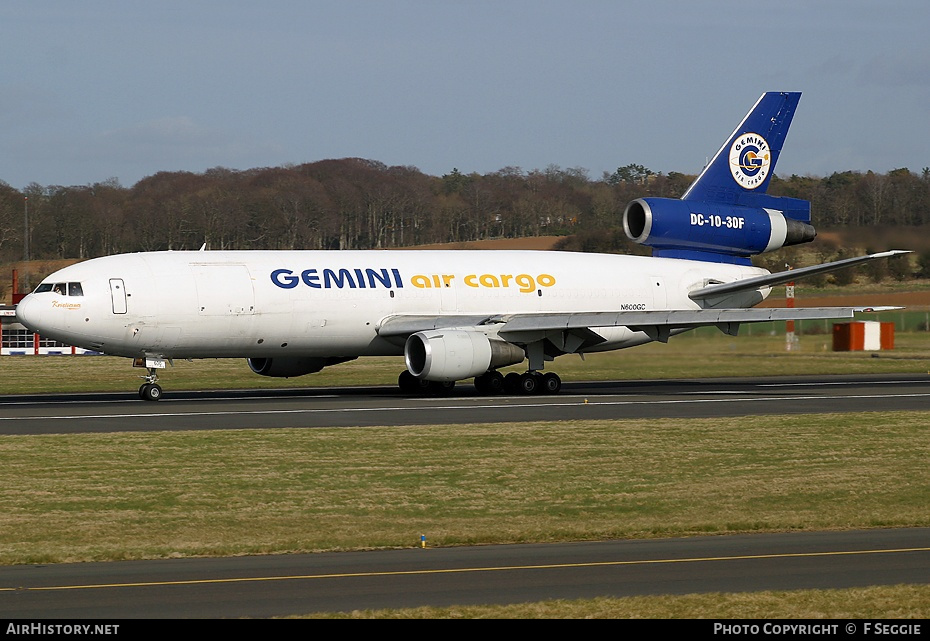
[15,250,770,360]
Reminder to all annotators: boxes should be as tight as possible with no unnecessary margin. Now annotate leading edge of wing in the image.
[377,314,498,337]
[378,307,900,338]
[495,306,898,334]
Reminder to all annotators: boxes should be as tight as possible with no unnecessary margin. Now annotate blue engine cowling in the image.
[623,197,816,263]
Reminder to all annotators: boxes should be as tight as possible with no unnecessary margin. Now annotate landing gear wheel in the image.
[484,370,504,394]
[503,372,522,395]
[399,370,450,395]
[140,383,162,402]
[398,370,422,394]
[518,372,540,395]
[474,370,504,395]
[138,365,164,401]
[541,372,562,395]
[428,380,455,396]
[474,373,489,395]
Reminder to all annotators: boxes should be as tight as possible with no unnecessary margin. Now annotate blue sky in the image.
[1,1,928,189]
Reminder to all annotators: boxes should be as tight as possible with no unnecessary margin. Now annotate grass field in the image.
[2,412,928,565]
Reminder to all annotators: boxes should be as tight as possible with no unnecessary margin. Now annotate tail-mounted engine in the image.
[623,197,815,263]
[618,93,817,264]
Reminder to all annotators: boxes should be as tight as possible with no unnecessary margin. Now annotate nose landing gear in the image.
[137,365,163,401]
[133,357,169,401]
[139,381,163,401]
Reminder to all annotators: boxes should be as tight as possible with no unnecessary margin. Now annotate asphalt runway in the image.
[1,373,929,435]
[1,528,928,618]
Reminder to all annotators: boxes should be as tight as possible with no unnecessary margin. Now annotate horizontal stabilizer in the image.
[689,250,911,300]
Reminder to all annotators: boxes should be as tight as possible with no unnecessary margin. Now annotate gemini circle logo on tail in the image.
[728,132,771,189]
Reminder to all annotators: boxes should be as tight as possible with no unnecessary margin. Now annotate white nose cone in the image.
[14,294,39,331]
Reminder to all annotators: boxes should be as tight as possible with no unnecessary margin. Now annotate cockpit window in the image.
[33,282,83,296]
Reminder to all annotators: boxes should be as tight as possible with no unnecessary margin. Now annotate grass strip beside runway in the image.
[0,411,928,564]
[302,585,930,619]
[3,332,930,395]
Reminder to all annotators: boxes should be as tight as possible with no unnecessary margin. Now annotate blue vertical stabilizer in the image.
[682,91,800,206]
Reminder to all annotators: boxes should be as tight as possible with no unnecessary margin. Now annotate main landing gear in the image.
[398,370,456,396]
[500,371,561,396]
[479,370,562,395]
[398,369,562,396]
[138,367,163,402]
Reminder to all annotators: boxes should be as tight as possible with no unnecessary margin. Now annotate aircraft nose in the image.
[14,295,40,332]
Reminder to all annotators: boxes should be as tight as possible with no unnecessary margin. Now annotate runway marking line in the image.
[5,546,929,592]
[760,380,930,387]
[2,377,926,410]
[3,392,930,422]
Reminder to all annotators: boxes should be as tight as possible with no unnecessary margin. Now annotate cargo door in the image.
[191,264,255,316]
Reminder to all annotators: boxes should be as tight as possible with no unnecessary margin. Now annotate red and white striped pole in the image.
[785,264,796,351]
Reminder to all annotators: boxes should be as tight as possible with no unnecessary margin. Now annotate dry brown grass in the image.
[304,585,930,618]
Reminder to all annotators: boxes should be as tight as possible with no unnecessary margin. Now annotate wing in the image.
[377,249,906,374]
[377,250,909,344]
[378,306,897,346]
